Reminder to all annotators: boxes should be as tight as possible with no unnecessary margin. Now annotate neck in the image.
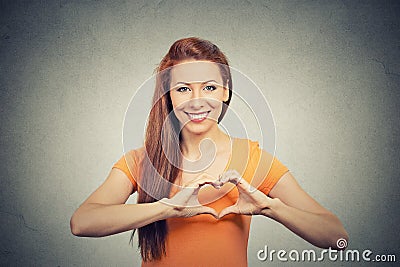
[180,125,229,160]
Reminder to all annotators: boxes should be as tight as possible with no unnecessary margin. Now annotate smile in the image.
[185,111,210,122]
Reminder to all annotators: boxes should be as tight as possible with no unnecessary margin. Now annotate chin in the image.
[182,121,214,135]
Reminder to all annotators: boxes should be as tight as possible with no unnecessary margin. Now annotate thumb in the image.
[219,205,238,218]
[197,206,219,219]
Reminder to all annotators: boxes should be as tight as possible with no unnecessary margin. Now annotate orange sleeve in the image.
[250,141,289,195]
[258,156,289,195]
[112,150,139,194]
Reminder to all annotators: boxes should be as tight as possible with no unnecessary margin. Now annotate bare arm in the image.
[218,170,348,249]
[266,171,349,249]
[70,168,172,237]
[70,169,221,237]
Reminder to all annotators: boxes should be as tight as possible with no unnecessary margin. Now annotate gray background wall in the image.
[1,0,399,266]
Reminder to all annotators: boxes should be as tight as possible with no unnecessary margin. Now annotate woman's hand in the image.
[161,173,223,219]
[218,170,275,218]
[215,169,349,249]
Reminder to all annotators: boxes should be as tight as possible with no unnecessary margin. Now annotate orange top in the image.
[112,138,289,267]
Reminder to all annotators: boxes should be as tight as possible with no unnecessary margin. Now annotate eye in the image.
[176,86,190,92]
[204,85,217,91]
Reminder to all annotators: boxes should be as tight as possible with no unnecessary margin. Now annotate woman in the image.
[70,37,349,266]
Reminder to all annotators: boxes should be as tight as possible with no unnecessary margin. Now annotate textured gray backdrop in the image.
[1,0,399,266]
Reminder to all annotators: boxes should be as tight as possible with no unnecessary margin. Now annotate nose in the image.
[189,87,204,110]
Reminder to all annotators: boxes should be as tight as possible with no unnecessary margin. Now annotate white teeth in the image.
[188,112,208,120]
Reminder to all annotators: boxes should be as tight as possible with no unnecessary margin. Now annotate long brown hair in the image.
[130,37,233,262]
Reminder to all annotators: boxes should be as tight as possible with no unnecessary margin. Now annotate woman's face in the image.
[169,59,230,136]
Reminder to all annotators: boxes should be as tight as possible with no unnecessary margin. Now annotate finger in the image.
[186,173,222,188]
[235,178,257,192]
[219,170,260,195]
[197,207,219,219]
[196,173,223,187]
[177,186,197,199]
[166,187,197,207]
[222,172,257,193]
[218,205,239,218]
[219,169,243,185]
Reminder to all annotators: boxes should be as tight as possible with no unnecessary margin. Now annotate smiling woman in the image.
[70,37,349,266]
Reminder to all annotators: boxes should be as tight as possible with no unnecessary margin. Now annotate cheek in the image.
[207,99,223,117]
[170,93,184,110]
[207,96,223,109]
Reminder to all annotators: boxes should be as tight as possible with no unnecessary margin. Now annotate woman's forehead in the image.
[169,61,223,85]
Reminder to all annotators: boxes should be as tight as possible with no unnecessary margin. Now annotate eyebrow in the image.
[173,80,220,87]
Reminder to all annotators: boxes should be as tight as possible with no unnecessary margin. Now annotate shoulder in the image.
[233,137,263,157]
[238,138,287,172]
[122,146,146,165]
[111,146,147,193]
[233,137,259,149]
[229,137,264,176]
[233,139,289,195]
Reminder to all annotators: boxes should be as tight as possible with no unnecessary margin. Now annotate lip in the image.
[185,111,211,115]
[184,111,211,123]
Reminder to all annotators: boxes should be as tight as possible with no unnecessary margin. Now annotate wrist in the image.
[152,198,173,220]
[154,198,175,220]
[262,197,285,219]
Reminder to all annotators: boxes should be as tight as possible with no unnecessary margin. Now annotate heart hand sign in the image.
[161,170,273,219]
